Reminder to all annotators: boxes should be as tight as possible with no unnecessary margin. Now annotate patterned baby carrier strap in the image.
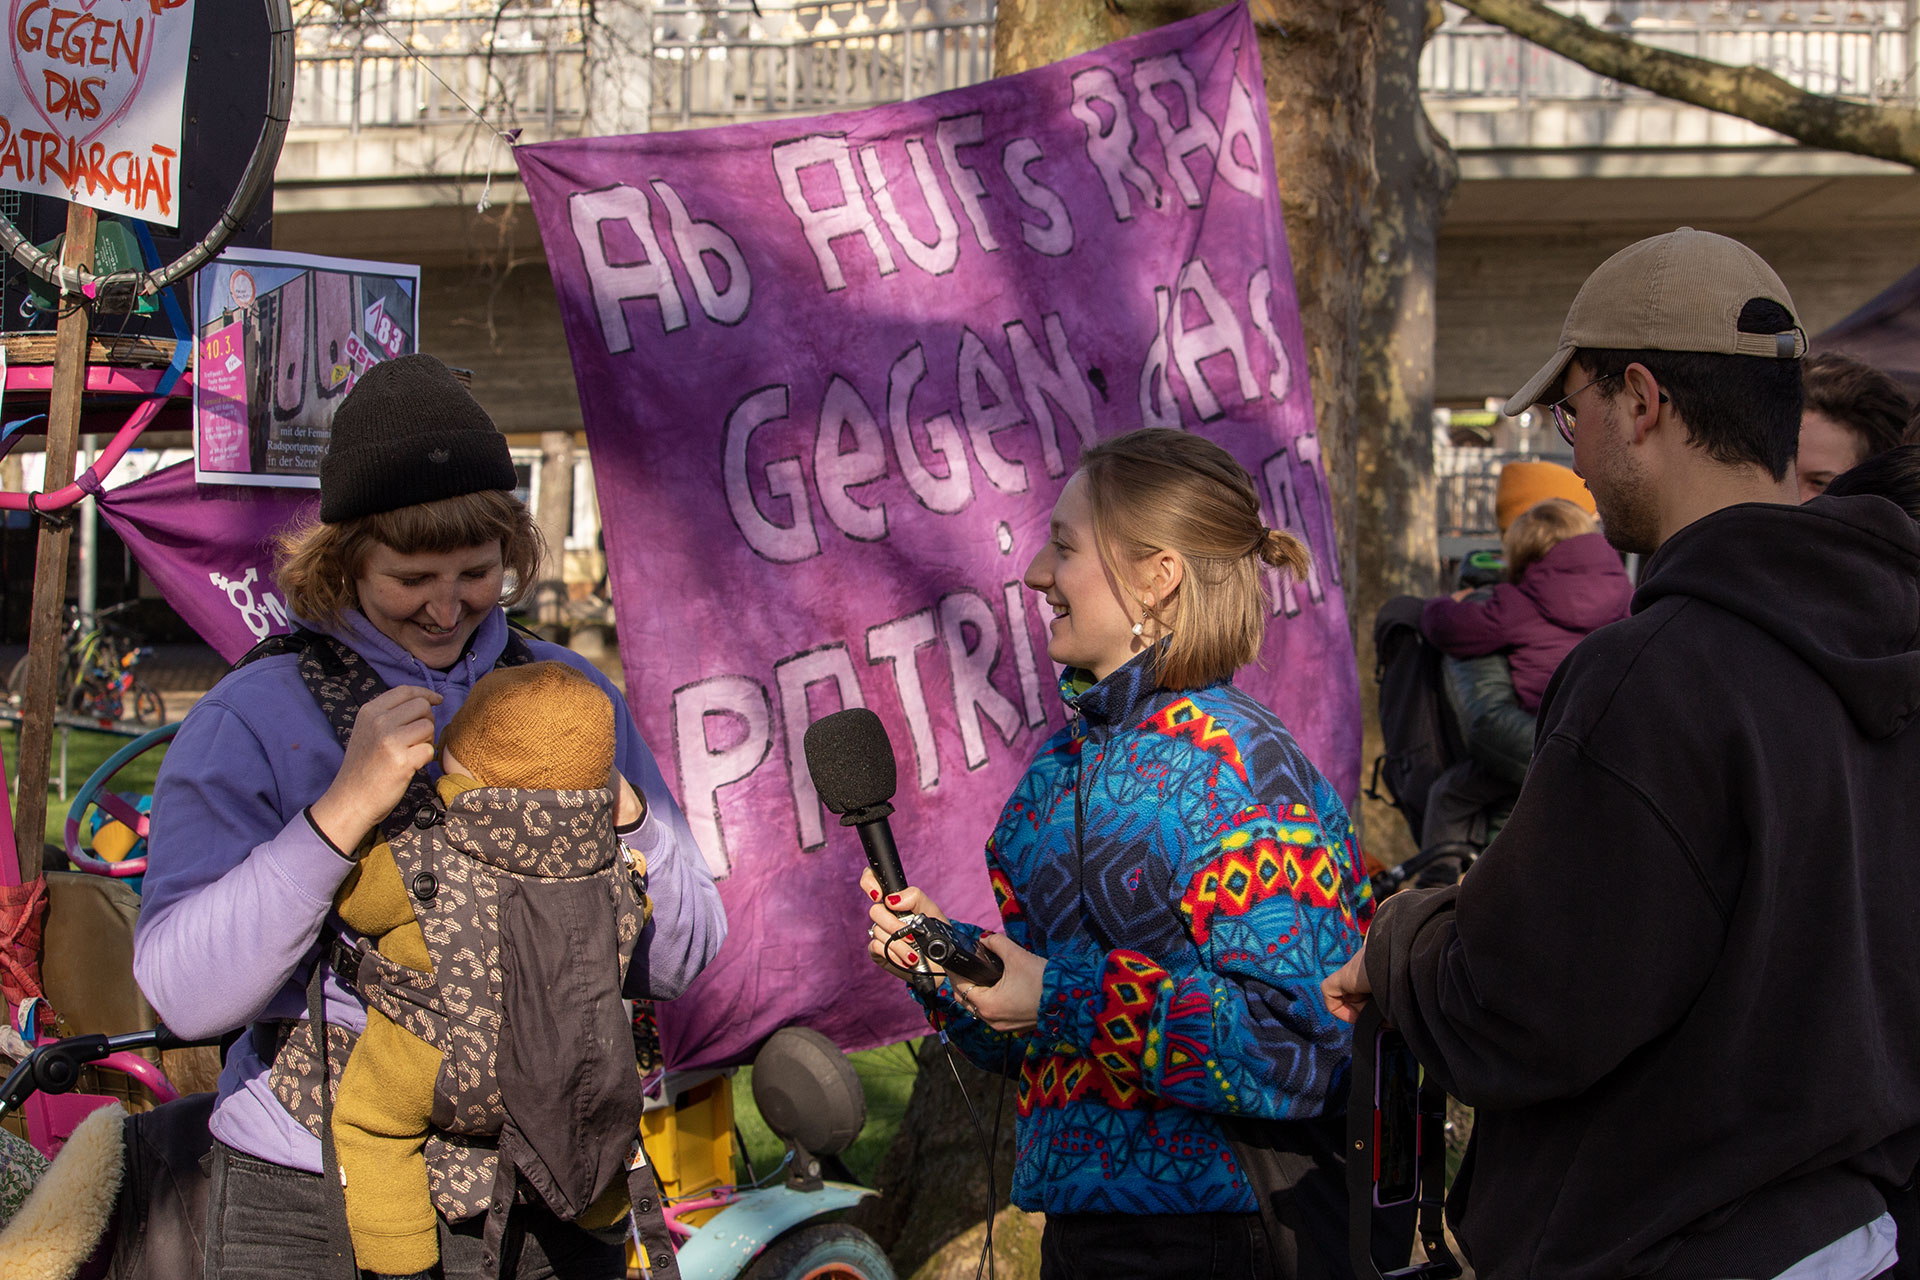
[247,629,675,1278]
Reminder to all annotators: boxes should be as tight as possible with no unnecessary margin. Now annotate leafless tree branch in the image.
[1454,0,1920,168]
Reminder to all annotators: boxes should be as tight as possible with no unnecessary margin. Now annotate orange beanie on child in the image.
[1496,461,1597,534]
[440,661,615,791]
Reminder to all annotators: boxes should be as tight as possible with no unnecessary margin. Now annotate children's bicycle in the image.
[6,600,165,725]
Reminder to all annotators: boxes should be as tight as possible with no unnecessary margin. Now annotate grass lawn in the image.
[1,722,172,856]
[734,1039,922,1188]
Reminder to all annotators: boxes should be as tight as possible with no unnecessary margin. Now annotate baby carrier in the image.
[243,629,674,1277]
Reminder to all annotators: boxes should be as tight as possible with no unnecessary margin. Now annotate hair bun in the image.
[1255,527,1312,581]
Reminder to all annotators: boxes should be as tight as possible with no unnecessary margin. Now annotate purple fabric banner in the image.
[97,461,311,663]
[517,2,1359,1069]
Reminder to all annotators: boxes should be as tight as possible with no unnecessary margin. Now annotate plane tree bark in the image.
[1353,0,1458,865]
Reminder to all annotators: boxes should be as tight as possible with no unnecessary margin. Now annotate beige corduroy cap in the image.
[1503,228,1805,416]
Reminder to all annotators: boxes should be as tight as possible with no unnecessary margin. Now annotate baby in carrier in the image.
[328,661,651,1278]
[1416,497,1633,854]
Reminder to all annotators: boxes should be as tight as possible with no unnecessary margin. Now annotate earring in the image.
[1131,621,1145,637]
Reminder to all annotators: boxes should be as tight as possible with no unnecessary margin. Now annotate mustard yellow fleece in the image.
[330,776,640,1274]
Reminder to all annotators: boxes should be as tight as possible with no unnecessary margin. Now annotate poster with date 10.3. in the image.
[193,247,420,489]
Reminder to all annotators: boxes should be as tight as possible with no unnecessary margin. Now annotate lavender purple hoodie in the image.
[132,608,726,1171]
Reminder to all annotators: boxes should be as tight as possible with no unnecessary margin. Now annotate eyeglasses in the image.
[1546,376,1604,447]
[1546,374,1669,447]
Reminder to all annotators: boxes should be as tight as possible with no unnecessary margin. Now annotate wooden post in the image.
[11,204,96,880]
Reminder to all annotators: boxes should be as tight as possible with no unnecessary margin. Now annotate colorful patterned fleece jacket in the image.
[922,650,1374,1215]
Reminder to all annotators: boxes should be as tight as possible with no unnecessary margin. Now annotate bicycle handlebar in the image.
[0,1025,219,1121]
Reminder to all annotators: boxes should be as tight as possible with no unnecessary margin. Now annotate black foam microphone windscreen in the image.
[803,708,899,815]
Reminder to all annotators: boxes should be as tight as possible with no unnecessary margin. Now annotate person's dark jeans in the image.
[203,1142,627,1280]
[1040,1211,1269,1280]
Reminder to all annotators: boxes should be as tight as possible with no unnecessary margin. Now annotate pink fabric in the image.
[0,878,48,1011]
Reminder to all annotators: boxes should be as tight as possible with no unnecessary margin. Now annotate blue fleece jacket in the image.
[924,650,1371,1215]
[133,609,726,1172]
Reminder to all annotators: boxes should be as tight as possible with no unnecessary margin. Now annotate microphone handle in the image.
[855,817,910,896]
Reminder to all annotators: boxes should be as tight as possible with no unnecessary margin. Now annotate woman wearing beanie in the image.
[132,354,726,1279]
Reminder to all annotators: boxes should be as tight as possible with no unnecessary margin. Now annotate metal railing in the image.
[288,0,994,136]
[286,0,1916,145]
[650,1,994,129]
[1422,0,1918,106]
[291,3,588,133]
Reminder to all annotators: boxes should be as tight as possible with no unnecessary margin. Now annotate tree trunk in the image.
[1352,0,1457,866]
[848,1042,1035,1279]
[583,0,653,136]
[862,5,1382,1275]
[536,430,576,624]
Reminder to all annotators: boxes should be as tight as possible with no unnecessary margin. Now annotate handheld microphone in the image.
[803,707,908,894]
[804,708,1004,991]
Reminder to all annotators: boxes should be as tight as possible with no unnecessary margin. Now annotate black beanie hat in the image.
[319,354,518,524]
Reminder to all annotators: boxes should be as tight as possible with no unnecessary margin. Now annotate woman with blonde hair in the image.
[133,355,725,1279]
[861,428,1375,1279]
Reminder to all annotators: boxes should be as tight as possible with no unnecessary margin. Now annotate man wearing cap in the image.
[1324,229,1920,1278]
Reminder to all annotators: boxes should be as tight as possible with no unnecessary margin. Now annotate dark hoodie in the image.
[1419,532,1634,711]
[1368,495,1920,1279]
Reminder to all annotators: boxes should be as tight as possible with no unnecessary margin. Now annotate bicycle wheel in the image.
[74,675,117,721]
[9,651,80,708]
[131,685,165,727]
[0,0,294,304]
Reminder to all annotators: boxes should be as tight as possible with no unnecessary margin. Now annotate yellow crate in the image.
[639,1074,737,1221]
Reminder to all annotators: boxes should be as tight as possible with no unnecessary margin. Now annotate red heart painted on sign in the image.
[8,0,161,149]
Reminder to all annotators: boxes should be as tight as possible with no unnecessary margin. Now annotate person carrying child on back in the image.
[1415,498,1632,854]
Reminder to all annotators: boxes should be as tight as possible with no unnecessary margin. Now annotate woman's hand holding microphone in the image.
[858,868,1045,1034]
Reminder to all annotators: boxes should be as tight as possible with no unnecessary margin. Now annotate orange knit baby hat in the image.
[1495,461,1598,534]
[441,661,615,791]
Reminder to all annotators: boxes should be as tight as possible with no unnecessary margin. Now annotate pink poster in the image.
[196,320,249,473]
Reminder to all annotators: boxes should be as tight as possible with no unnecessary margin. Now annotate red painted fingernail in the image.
[886,894,902,906]
[869,889,880,901]
[905,952,919,964]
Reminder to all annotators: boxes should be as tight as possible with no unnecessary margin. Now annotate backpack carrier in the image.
[244,630,676,1278]
[1366,596,1466,845]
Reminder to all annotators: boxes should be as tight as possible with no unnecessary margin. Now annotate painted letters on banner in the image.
[0,0,195,223]
[517,3,1359,1068]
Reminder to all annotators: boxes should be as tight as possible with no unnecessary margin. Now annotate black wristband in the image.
[304,807,361,864]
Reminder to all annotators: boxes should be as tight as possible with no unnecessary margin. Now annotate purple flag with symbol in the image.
[518,1,1358,1068]
[97,461,310,663]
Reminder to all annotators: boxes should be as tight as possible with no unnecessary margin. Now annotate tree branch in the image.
[1453,0,1920,168]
